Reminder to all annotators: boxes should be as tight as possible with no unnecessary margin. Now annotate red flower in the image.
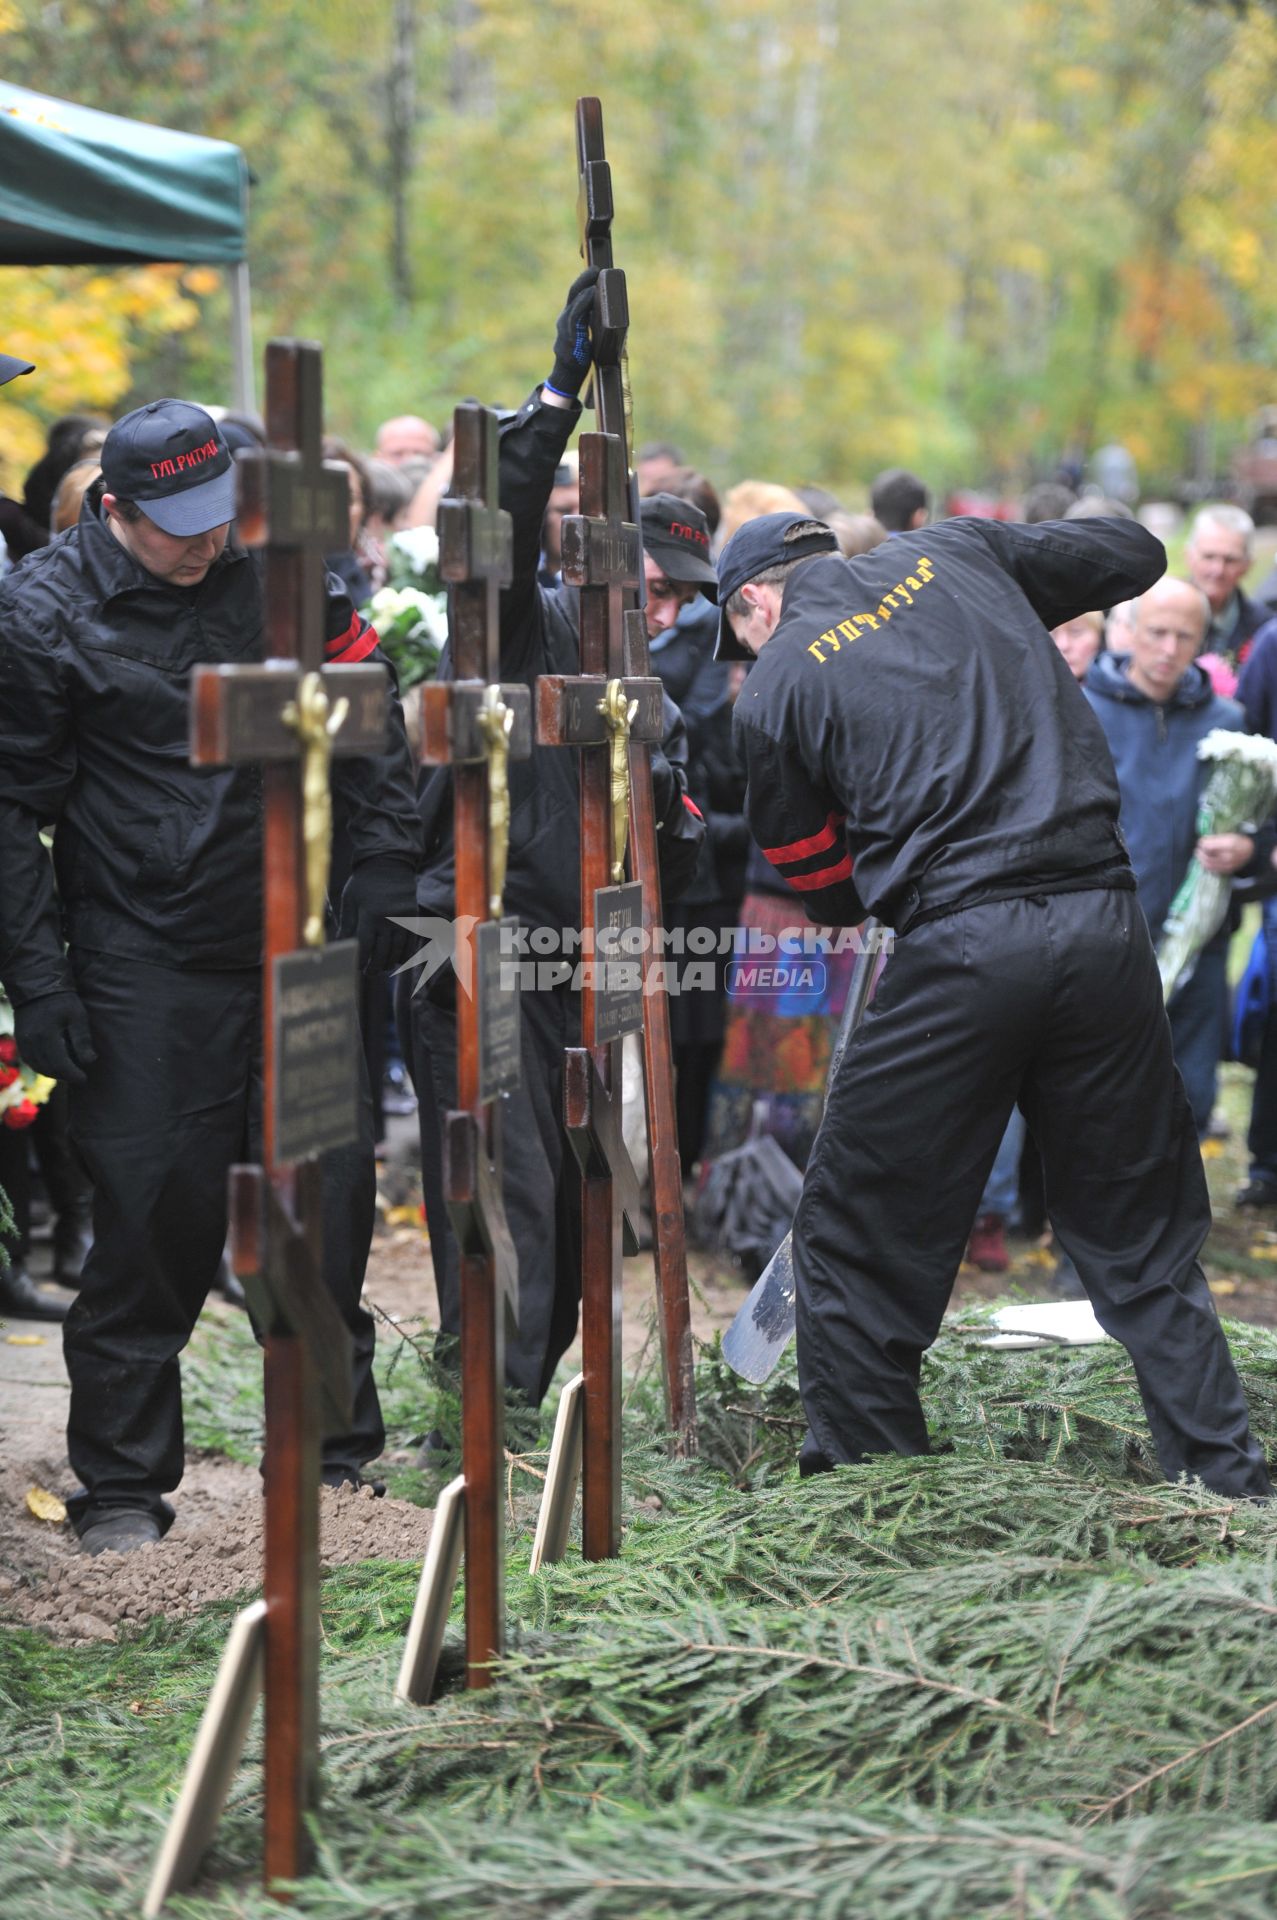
[2,1098,39,1130]
[0,1037,16,1066]
[0,1065,19,1092]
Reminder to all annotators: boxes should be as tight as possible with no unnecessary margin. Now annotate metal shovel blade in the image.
[719,1231,798,1383]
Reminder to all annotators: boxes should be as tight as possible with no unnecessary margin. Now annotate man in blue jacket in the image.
[1084,576,1260,1136]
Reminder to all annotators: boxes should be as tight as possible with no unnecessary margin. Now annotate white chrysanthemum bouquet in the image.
[1157,729,1277,1001]
[363,525,449,690]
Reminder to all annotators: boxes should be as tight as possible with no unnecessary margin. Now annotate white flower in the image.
[369,586,399,614]
[368,584,448,645]
[1197,729,1277,772]
[416,594,449,646]
[388,525,440,575]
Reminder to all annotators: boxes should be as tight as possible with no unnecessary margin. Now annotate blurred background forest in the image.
[5,0,1277,504]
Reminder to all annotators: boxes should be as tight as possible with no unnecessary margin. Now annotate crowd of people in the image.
[3,267,1277,1548]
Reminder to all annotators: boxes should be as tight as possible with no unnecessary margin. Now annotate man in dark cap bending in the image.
[716,508,1270,1500]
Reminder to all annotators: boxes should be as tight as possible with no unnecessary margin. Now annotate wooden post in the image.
[416,401,527,1687]
[188,340,390,1889]
[575,95,697,1454]
[536,422,665,1559]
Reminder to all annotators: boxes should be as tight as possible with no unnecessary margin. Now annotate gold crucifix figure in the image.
[477,684,516,920]
[282,670,349,946]
[599,678,638,885]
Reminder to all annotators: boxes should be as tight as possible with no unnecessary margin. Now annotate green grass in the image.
[5,1320,1277,1917]
[180,1301,556,1507]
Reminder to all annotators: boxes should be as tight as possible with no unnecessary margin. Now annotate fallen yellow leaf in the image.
[1199,1139,1224,1160]
[25,1486,67,1524]
[383,1205,424,1228]
[1247,1244,1277,1261]
[1209,1278,1239,1296]
[5,1333,45,1346]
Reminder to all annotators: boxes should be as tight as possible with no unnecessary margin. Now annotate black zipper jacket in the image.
[416,388,705,938]
[734,516,1166,932]
[0,501,420,1000]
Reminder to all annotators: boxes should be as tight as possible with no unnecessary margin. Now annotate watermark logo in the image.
[724,958,829,1004]
[388,914,478,997]
[387,917,891,1000]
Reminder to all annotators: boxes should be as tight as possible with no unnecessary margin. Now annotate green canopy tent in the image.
[0,81,254,407]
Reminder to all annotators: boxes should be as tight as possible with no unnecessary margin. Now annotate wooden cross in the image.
[188,339,391,1890]
[409,401,529,1692]
[536,420,665,1559]
[572,95,699,1456]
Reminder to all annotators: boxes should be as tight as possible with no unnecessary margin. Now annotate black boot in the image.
[0,1262,71,1322]
[52,1200,93,1287]
[79,1511,161,1555]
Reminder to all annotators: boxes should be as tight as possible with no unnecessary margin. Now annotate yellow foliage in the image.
[1056,63,1102,95]
[183,266,224,298]
[5,0,1277,491]
[0,263,200,487]
[25,1486,66,1524]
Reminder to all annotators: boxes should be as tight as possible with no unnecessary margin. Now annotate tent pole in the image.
[229,261,255,413]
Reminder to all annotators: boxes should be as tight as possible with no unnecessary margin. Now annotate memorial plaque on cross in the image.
[399,401,528,1698]
[185,339,391,1891]
[576,94,698,1456]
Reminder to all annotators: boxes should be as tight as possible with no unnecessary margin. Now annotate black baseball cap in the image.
[0,351,34,386]
[714,511,840,661]
[641,493,717,597]
[100,398,236,536]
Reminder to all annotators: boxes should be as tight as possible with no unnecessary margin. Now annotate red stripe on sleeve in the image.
[774,853,854,892]
[326,613,380,664]
[763,811,845,864]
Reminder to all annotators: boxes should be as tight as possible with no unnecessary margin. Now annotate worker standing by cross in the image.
[405,272,705,1459]
[0,392,421,1556]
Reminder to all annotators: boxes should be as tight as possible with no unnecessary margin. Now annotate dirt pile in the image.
[0,1456,433,1645]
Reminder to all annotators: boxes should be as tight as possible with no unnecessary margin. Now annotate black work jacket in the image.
[416,388,705,938]
[734,516,1165,932]
[650,599,749,911]
[0,502,420,999]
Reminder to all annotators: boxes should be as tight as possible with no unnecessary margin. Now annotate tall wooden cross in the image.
[575,94,698,1453]
[406,400,529,1692]
[188,340,391,1889]
[537,420,666,1559]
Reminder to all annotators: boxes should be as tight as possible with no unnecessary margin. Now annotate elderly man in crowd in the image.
[1186,506,1271,687]
[1084,576,1263,1136]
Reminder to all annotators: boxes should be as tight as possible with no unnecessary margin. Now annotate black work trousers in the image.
[407,980,582,1407]
[63,951,384,1535]
[793,889,1271,1500]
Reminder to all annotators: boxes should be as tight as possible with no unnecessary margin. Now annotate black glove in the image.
[337,859,421,972]
[13,990,97,1086]
[547,267,602,399]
